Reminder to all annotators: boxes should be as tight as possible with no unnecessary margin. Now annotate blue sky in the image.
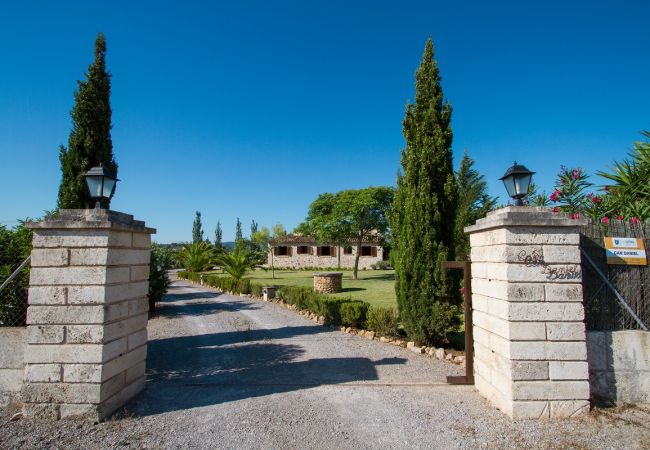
[1,1,648,243]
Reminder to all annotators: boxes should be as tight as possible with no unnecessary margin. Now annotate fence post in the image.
[22,209,155,420]
[465,206,590,419]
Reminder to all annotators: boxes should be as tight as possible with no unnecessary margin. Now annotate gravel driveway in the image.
[2,279,649,449]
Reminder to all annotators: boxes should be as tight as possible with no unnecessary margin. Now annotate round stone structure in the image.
[313,272,343,293]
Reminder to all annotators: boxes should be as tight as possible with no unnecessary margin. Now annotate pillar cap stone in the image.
[464,206,586,234]
[26,209,156,234]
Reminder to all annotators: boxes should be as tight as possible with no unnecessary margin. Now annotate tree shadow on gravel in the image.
[131,326,407,417]
[154,289,261,318]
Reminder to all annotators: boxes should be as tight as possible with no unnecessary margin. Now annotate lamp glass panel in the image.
[502,175,516,198]
[514,174,532,196]
[102,177,116,198]
[86,175,104,198]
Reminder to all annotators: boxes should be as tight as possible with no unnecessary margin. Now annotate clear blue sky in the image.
[1,1,648,243]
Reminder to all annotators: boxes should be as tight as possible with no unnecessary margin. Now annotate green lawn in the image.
[205,268,397,308]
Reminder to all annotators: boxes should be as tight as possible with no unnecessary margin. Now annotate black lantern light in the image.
[83,165,118,209]
[499,162,534,206]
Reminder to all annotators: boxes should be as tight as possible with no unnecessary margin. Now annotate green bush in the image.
[427,302,462,345]
[250,284,263,297]
[340,301,369,327]
[148,243,174,316]
[366,306,399,337]
[0,221,33,327]
[370,261,392,270]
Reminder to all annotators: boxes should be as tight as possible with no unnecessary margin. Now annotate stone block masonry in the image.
[314,272,343,293]
[23,209,155,420]
[465,207,590,419]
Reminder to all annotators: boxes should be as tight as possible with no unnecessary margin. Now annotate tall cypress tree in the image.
[392,38,458,345]
[192,211,204,243]
[58,33,117,209]
[235,217,243,242]
[214,221,223,247]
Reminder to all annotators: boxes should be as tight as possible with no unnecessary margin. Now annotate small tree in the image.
[453,151,496,260]
[298,187,394,279]
[192,211,204,243]
[250,220,258,238]
[58,33,117,209]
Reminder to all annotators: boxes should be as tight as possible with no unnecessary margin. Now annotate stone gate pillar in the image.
[465,207,589,419]
[23,209,155,420]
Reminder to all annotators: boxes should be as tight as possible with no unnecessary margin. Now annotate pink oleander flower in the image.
[631,217,641,224]
[617,215,624,220]
[592,196,600,203]
[571,213,580,219]
[604,185,610,191]
[553,207,559,214]
[572,169,580,180]
[549,190,562,202]
[602,217,609,224]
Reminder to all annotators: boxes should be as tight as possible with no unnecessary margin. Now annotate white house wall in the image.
[268,246,384,269]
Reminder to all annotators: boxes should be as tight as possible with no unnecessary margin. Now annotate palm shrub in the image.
[597,131,650,221]
[215,247,255,280]
[177,241,213,272]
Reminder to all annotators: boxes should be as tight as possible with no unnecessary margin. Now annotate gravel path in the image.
[2,279,649,449]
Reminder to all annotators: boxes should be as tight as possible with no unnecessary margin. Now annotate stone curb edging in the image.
[180,278,466,368]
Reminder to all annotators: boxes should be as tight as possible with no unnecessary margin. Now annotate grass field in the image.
[205,268,397,308]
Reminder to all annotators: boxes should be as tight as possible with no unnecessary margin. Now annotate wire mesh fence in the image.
[0,255,29,327]
[0,222,32,327]
[580,219,649,331]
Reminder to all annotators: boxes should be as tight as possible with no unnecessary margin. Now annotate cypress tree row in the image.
[58,33,117,209]
[392,38,459,345]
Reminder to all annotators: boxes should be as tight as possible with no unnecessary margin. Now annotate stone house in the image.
[268,235,386,269]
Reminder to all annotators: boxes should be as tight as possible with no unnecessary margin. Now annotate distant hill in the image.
[223,241,236,250]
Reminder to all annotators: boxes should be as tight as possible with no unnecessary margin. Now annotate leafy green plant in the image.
[177,241,213,272]
[365,306,399,337]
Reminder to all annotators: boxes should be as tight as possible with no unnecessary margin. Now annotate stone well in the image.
[314,272,343,293]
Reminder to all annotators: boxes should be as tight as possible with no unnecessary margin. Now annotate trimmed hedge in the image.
[340,301,369,328]
[178,271,259,296]
[178,271,399,337]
